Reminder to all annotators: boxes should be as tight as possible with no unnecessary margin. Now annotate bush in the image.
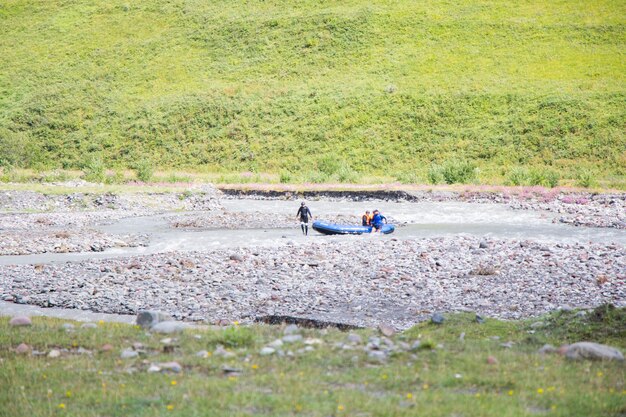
[336,165,359,183]
[105,169,126,184]
[529,168,560,188]
[279,170,292,183]
[317,155,342,176]
[427,164,445,184]
[83,157,106,183]
[211,326,255,348]
[576,168,597,188]
[428,159,477,184]
[507,167,530,186]
[134,159,153,183]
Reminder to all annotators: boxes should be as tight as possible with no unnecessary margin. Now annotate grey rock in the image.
[48,349,61,358]
[565,342,624,361]
[15,343,31,354]
[158,361,182,373]
[81,323,98,329]
[368,350,387,363]
[147,365,161,373]
[347,333,362,344]
[150,321,187,334]
[195,350,209,358]
[213,345,236,358]
[431,313,445,325]
[475,314,485,324]
[282,334,303,344]
[500,341,514,349]
[479,240,488,249]
[283,324,300,335]
[378,323,396,337]
[260,347,276,356]
[136,310,172,329]
[120,349,138,359]
[530,321,545,329]
[62,323,75,330]
[9,316,32,327]
[538,344,556,354]
[269,339,284,348]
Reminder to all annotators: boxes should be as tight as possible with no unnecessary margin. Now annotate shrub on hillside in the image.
[576,168,597,188]
[279,170,292,184]
[133,159,153,183]
[336,165,359,183]
[83,157,106,183]
[507,167,530,186]
[529,168,560,188]
[428,159,477,184]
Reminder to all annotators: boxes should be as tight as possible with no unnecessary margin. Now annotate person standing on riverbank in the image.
[296,202,313,235]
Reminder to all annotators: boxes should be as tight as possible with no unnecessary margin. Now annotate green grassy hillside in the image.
[0,0,624,185]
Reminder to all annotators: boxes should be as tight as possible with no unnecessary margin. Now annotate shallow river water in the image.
[0,200,624,266]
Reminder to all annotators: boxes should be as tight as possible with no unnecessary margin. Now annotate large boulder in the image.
[564,342,624,361]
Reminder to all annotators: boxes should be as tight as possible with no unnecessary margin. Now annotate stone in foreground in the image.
[564,342,624,361]
[9,316,32,327]
[150,321,187,334]
[136,310,173,329]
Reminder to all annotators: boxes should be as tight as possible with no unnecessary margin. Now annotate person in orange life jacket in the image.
[371,209,387,232]
[296,202,313,235]
[362,210,373,226]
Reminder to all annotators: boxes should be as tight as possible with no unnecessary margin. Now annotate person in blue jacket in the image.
[371,209,387,232]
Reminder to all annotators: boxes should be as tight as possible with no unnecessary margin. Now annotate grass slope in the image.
[0,307,625,416]
[0,0,625,184]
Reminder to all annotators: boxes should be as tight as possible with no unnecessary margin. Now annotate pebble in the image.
[196,350,209,358]
[15,343,31,354]
[48,349,61,358]
[368,350,387,363]
[213,345,235,358]
[120,349,138,359]
[538,344,556,354]
[283,324,300,335]
[101,344,114,352]
[282,334,303,344]
[158,361,183,373]
[9,316,32,327]
[269,339,284,348]
[347,333,362,344]
[260,347,276,356]
[150,321,187,334]
[378,324,396,337]
[81,323,98,329]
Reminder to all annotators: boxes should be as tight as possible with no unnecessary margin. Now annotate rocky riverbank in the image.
[1,236,623,329]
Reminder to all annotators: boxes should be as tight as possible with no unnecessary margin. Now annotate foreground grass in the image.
[0,0,625,183]
[1,307,625,417]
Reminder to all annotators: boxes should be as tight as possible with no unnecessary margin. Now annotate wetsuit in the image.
[371,213,387,231]
[296,205,312,235]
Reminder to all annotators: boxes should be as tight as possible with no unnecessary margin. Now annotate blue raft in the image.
[312,220,395,235]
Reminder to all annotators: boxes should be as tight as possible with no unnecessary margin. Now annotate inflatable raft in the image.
[312,220,395,235]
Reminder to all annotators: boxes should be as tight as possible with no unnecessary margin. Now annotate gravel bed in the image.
[1,236,623,329]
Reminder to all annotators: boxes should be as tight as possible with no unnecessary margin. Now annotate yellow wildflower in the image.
[171,380,177,386]
[251,364,259,370]
[337,405,345,411]
[65,391,72,398]
[406,393,413,399]
[58,403,66,409]
[508,390,514,396]
[537,388,544,394]
[166,404,174,411]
